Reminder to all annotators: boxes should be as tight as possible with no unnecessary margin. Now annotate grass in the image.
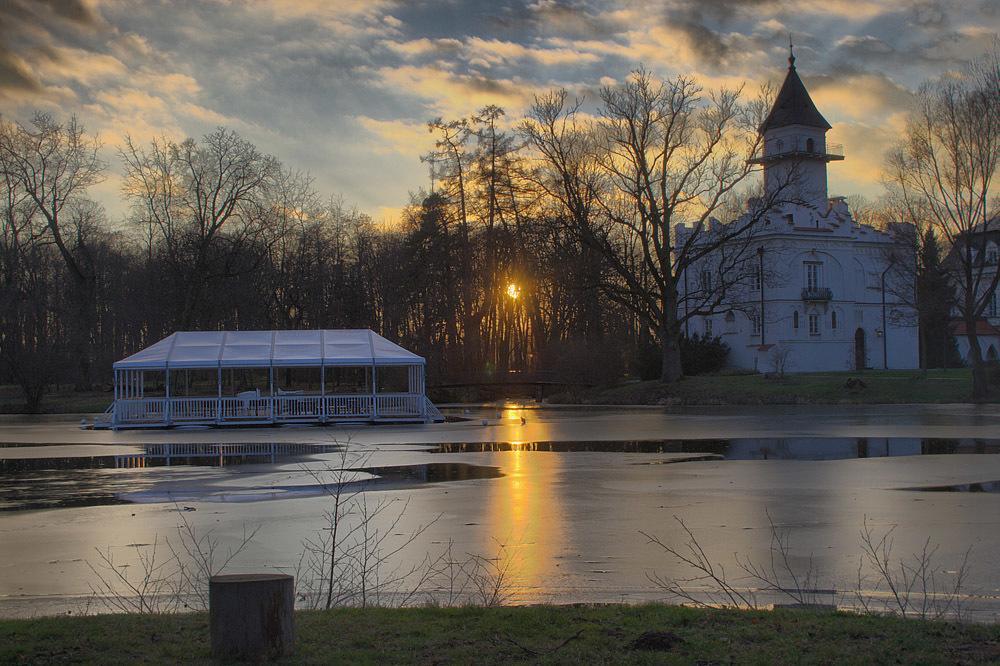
[547,368,1000,406]
[0,385,113,415]
[2,604,999,664]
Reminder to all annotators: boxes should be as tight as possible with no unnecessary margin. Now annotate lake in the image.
[1,404,999,619]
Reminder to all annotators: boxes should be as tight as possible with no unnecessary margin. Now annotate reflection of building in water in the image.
[726,438,923,460]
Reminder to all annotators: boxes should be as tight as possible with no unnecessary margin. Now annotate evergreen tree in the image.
[917,228,960,368]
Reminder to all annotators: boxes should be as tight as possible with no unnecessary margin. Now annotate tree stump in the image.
[210,574,294,660]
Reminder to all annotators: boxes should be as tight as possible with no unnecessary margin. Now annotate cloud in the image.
[0,0,994,223]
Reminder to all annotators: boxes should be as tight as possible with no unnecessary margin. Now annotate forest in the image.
[1,52,995,410]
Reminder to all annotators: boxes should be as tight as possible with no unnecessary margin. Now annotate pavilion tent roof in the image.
[113,329,425,370]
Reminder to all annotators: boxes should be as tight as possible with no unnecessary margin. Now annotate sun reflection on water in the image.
[483,437,566,601]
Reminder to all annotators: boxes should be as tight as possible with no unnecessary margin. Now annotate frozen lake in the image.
[2,403,999,618]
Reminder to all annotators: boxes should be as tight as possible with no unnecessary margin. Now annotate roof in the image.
[951,320,1000,337]
[760,56,831,132]
[113,329,425,370]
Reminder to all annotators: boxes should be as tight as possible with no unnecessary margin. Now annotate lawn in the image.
[0,385,112,415]
[2,604,999,664]
[547,368,998,405]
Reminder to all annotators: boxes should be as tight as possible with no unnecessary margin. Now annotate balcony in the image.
[801,287,833,302]
[749,141,845,164]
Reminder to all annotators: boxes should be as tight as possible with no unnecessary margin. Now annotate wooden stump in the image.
[210,573,294,660]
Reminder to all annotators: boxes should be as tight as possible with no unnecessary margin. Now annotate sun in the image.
[506,282,521,300]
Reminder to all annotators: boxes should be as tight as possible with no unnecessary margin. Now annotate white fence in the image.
[113,392,426,426]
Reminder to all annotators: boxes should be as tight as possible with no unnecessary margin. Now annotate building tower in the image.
[750,46,844,206]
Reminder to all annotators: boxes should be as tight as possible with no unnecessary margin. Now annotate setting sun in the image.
[506,282,521,300]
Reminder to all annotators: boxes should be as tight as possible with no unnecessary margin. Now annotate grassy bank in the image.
[2,604,999,664]
[0,385,112,415]
[547,368,999,406]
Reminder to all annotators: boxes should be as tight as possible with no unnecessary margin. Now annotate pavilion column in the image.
[165,368,171,426]
[320,366,326,422]
[216,366,222,424]
[268,365,274,422]
[371,365,377,420]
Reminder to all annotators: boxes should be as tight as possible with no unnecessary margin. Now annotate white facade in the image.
[681,54,919,373]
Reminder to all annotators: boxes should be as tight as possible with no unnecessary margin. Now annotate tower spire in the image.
[788,34,795,69]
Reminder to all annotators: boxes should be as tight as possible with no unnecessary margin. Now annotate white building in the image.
[950,227,1000,363]
[681,51,919,373]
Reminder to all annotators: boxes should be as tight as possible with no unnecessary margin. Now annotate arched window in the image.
[725,311,736,333]
[806,137,815,153]
[831,310,838,329]
[793,310,799,329]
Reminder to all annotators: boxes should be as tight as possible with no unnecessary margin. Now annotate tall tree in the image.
[0,113,106,388]
[120,128,280,328]
[524,71,786,382]
[885,47,1000,398]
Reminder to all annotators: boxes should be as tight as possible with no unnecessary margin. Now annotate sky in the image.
[1,0,996,224]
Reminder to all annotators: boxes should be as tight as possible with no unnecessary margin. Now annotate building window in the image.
[806,137,815,153]
[701,270,712,292]
[831,310,838,329]
[808,313,820,336]
[793,310,799,329]
[751,310,761,336]
[805,262,822,291]
[987,247,998,266]
[725,311,736,333]
[990,291,998,317]
[704,318,713,338]
[785,213,794,225]
[776,139,784,152]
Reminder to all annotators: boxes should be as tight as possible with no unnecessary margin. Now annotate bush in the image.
[679,334,729,375]
[630,334,730,380]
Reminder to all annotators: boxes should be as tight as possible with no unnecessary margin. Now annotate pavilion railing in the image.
[325,394,373,419]
[171,397,219,422]
[375,394,424,418]
[220,396,272,421]
[114,392,427,425]
[115,398,167,423]
[274,395,323,420]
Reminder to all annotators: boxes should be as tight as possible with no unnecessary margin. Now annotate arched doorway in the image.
[854,328,866,370]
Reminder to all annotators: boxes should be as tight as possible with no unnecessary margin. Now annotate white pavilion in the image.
[105,329,440,429]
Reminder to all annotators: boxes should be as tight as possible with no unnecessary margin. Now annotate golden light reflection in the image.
[483,424,566,602]
[506,282,521,300]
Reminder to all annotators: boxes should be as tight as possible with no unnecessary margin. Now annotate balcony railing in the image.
[750,140,845,164]
[801,287,833,301]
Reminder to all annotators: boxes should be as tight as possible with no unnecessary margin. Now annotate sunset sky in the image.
[1,0,996,223]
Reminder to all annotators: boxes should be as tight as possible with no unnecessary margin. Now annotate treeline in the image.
[2,49,995,409]
[0,110,645,410]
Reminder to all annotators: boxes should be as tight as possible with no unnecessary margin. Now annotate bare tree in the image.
[524,71,788,382]
[0,113,106,388]
[120,128,280,329]
[885,47,1000,398]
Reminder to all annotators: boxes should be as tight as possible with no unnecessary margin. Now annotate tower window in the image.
[804,262,822,291]
[704,318,713,337]
[831,310,838,329]
[808,313,820,336]
[793,310,799,329]
[751,310,761,336]
[806,137,815,153]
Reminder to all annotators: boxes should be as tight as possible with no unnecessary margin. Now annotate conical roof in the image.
[760,54,831,132]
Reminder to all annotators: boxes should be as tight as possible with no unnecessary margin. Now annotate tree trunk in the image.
[659,320,683,383]
[965,322,989,401]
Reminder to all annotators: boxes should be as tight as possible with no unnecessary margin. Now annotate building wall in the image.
[682,199,920,373]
